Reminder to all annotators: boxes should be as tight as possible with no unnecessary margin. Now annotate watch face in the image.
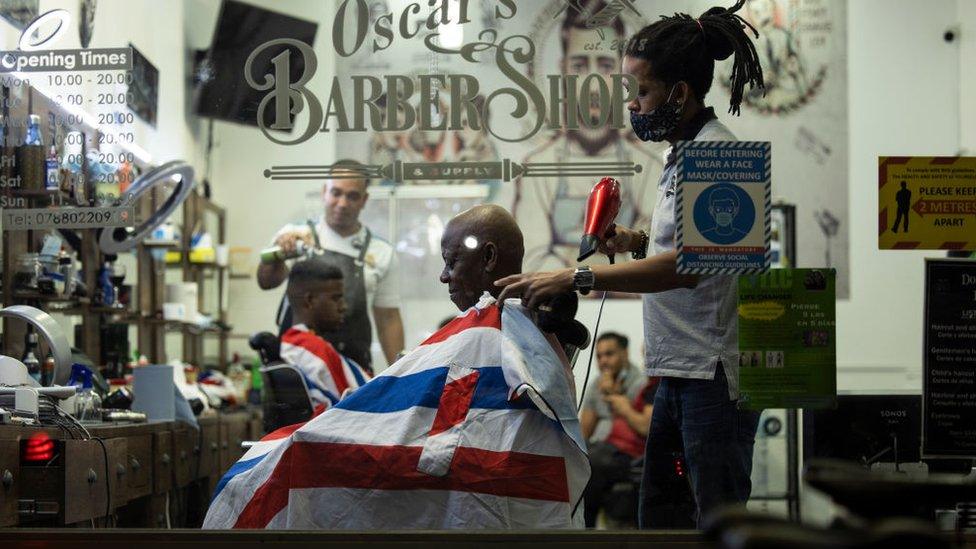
[79,0,96,48]
[574,268,594,290]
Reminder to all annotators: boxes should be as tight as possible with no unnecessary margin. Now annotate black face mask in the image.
[629,84,683,142]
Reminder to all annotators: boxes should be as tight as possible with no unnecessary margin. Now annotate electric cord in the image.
[53,402,91,440]
[93,436,112,524]
[165,492,172,529]
[576,290,609,413]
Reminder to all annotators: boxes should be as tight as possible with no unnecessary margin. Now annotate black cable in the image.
[93,436,111,523]
[576,291,609,413]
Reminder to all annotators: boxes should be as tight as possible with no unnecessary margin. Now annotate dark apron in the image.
[277,222,374,374]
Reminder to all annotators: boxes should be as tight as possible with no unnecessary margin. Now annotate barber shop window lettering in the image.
[245,0,638,146]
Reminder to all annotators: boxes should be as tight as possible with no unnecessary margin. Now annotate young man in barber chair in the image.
[280,257,371,413]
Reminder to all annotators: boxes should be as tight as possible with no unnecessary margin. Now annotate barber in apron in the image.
[277,220,374,374]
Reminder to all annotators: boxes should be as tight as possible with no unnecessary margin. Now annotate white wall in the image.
[800,0,964,526]
[834,0,961,394]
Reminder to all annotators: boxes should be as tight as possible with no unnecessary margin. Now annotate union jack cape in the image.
[279,323,370,410]
[203,295,589,529]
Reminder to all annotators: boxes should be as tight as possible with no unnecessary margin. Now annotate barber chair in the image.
[249,332,314,433]
[704,459,976,548]
[537,292,591,367]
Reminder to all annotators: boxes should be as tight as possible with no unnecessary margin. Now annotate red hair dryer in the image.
[577,177,621,263]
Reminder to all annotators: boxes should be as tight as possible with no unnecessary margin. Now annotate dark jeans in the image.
[583,442,634,527]
[638,366,760,529]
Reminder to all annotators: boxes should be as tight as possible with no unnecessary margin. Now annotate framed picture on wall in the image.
[127,43,159,127]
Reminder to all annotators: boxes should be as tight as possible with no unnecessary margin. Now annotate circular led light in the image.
[0,305,73,386]
[99,160,195,254]
[18,9,71,51]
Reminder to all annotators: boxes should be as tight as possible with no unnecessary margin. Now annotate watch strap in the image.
[632,230,649,260]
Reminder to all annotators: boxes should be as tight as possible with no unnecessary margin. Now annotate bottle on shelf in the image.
[22,329,41,383]
[71,364,102,422]
[45,117,60,192]
[25,114,42,146]
[98,258,116,307]
[41,354,55,386]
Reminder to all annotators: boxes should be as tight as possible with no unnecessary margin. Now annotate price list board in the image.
[923,259,976,458]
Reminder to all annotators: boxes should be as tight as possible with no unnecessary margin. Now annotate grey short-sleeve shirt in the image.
[642,119,742,399]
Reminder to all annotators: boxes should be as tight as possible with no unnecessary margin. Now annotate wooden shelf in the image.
[11,291,82,304]
[3,186,229,370]
[165,261,223,269]
[142,239,180,248]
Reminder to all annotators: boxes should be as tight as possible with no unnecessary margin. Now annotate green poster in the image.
[738,269,837,410]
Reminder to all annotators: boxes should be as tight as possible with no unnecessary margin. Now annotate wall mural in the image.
[708,0,849,297]
[301,0,847,296]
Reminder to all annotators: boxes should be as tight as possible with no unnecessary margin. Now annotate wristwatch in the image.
[632,230,649,260]
[573,266,595,295]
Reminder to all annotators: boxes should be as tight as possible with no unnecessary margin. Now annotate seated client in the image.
[204,205,589,530]
[280,258,370,412]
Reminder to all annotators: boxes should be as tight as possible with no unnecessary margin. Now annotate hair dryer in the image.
[577,177,621,263]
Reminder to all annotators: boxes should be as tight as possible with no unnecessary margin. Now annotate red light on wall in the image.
[22,432,55,463]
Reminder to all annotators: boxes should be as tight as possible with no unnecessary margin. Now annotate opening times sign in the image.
[923,259,976,458]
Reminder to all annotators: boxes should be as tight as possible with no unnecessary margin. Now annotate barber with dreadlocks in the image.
[496,1,765,529]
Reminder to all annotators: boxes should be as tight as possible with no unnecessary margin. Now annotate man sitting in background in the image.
[580,332,655,527]
[280,258,370,412]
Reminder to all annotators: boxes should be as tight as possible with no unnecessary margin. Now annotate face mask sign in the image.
[629,83,683,142]
[715,212,735,226]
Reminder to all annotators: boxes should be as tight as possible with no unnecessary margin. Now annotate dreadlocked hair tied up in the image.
[624,0,765,116]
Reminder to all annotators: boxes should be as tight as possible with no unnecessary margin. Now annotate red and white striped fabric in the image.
[203,295,588,529]
[279,323,370,409]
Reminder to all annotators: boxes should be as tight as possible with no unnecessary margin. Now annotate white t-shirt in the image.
[271,218,401,309]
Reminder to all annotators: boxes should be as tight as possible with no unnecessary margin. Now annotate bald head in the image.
[439,205,524,310]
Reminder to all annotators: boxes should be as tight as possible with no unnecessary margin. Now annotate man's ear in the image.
[483,242,498,272]
[676,81,693,107]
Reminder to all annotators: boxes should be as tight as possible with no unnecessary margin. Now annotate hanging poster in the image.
[923,259,976,458]
[705,0,849,297]
[878,157,976,251]
[675,140,771,274]
[738,268,836,410]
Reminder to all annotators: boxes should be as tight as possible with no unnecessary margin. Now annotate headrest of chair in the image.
[535,292,590,351]
[249,331,281,363]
